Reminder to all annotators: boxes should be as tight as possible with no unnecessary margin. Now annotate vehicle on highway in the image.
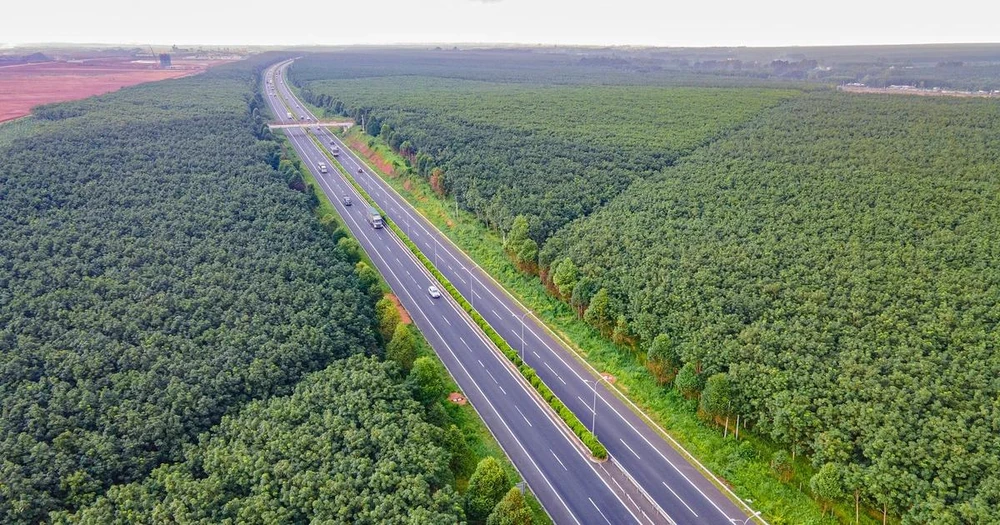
[366,206,383,229]
[331,145,340,156]
[368,206,382,230]
[428,286,442,299]
[343,195,352,206]
[357,168,363,174]
[319,162,327,173]
[286,111,292,119]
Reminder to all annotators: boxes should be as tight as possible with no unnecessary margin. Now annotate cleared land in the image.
[0,58,229,123]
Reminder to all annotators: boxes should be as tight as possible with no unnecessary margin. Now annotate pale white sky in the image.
[2,0,998,48]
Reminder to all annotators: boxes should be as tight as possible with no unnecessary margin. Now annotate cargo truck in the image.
[367,207,383,229]
[331,145,340,156]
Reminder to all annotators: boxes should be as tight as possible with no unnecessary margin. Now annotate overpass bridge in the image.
[268,120,355,129]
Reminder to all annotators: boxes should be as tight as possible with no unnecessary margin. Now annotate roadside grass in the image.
[274,131,552,525]
[321,125,882,525]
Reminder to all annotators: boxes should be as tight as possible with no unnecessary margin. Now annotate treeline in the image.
[290,57,797,240]
[540,92,1000,522]
[0,56,391,521]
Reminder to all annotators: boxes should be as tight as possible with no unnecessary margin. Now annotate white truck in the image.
[330,145,340,157]
[318,162,328,173]
[286,111,292,119]
[367,207,383,229]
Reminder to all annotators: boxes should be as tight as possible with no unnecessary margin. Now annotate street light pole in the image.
[584,379,600,438]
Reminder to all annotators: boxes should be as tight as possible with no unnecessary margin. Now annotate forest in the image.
[0,56,528,524]
[290,48,1000,522]
[541,92,1000,522]
[50,356,464,523]
[290,56,799,239]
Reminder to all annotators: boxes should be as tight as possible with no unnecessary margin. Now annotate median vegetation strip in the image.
[307,131,609,461]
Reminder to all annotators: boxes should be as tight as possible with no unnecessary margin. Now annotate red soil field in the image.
[0,58,233,123]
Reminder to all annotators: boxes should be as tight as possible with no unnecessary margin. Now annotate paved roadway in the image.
[266,60,759,524]
[263,61,664,525]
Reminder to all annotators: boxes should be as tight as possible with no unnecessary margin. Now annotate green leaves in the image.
[0,56,379,521]
[59,357,462,523]
[466,457,510,521]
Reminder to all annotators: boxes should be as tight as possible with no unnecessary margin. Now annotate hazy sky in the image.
[3,0,999,47]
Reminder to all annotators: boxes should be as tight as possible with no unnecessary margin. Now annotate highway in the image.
[263,61,663,525]
[266,59,758,524]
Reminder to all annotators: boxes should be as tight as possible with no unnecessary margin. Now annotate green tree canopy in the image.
[466,457,511,521]
[387,323,418,371]
[487,487,533,525]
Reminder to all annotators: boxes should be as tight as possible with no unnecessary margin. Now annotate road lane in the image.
[272,60,761,525]
[263,61,659,525]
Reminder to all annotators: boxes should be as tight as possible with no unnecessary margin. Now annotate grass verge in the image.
[319,124,882,524]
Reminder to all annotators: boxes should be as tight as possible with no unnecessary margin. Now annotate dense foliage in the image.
[542,92,1000,521]
[54,356,464,524]
[290,55,798,240]
[0,56,386,521]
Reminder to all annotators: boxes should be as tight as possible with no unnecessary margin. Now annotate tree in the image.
[487,487,532,525]
[515,239,539,273]
[570,277,597,318]
[551,258,579,300]
[444,424,474,478]
[355,261,382,301]
[505,215,530,253]
[646,334,680,385]
[387,323,417,371]
[611,314,633,348]
[770,450,794,483]
[810,463,846,516]
[504,215,538,271]
[408,356,446,405]
[700,373,735,435]
[584,288,612,335]
[674,361,703,399]
[337,236,363,263]
[375,296,401,343]
[466,457,510,521]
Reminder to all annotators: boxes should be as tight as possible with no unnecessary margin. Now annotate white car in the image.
[428,286,442,299]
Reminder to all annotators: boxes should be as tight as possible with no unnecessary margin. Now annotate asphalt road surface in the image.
[264,60,758,525]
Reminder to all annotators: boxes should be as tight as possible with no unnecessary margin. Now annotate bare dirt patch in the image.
[345,136,397,175]
[448,392,467,405]
[386,294,412,324]
[0,58,233,123]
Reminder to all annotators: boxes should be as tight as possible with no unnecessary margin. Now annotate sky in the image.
[2,0,999,48]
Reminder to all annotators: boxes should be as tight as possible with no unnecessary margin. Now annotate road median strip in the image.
[307,132,608,460]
